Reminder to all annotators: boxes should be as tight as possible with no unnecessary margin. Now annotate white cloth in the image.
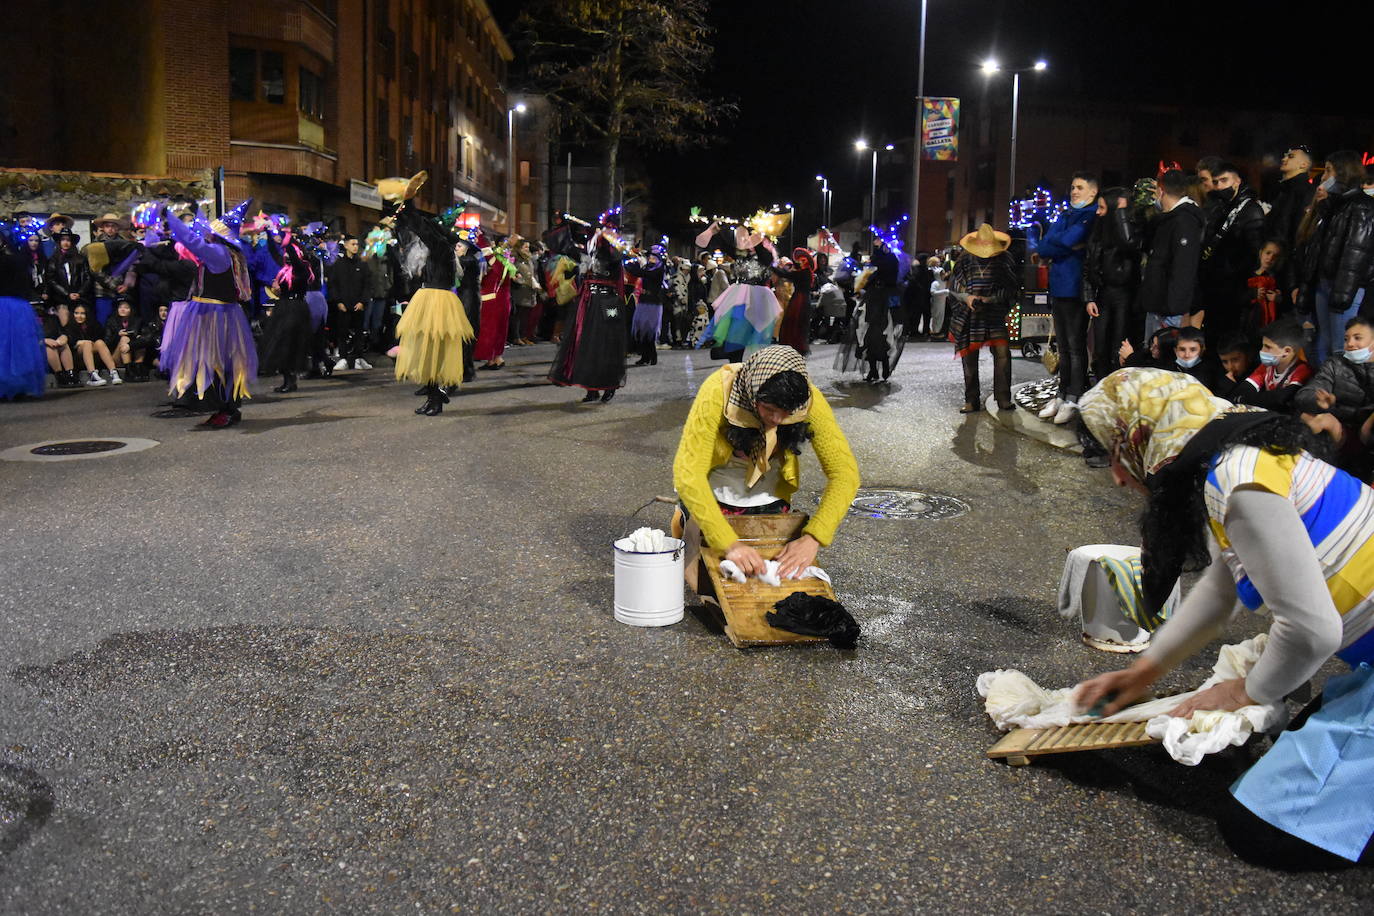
[708,455,783,508]
[615,527,668,553]
[976,634,1287,765]
[718,559,830,587]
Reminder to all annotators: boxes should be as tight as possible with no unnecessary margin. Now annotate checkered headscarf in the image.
[721,345,812,486]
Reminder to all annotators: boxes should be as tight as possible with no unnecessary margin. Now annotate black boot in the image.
[992,345,1014,410]
[415,386,450,416]
[960,352,982,413]
[600,389,615,403]
[273,372,297,394]
[581,390,599,403]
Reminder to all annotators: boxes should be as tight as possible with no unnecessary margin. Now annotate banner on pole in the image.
[920,97,959,161]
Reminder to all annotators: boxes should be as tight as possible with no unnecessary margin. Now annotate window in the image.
[261,51,285,104]
[299,67,325,119]
[519,160,530,186]
[230,48,256,101]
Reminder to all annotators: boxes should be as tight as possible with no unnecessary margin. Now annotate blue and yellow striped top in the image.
[1206,445,1374,663]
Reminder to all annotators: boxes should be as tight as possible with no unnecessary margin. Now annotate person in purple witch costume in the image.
[156,199,257,428]
[549,207,630,403]
[625,243,667,367]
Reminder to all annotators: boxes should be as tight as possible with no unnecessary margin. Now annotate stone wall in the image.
[0,170,214,222]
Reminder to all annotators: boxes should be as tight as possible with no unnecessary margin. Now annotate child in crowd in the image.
[1244,239,1287,335]
[689,302,710,348]
[68,302,120,386]
[104,299,148,381]
[42,302,77,387]
[1213,333,1258,402]
[1118,326,1179,370]
[1235,317,1312,411]
[1171,327,1226,393]
[1295,316,1374,477]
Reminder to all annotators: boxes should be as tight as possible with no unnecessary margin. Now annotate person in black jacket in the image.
[45,229,93,309]
[1197,162,1266,348]
[103,299,149,381]
[41,304,78,387]
[326,234,370,370]
[1136,170,1205,338]
[902,253,935,339]
[68,302,120,386]
[1266,145,1316,255]
[1294,150,1367,363]
[1082,186,1141,384]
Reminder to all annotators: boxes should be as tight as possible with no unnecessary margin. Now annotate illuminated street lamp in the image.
[856,139,895,246]
[981,58,1048,212]
[815,174,831,228]
[506,101,528,234]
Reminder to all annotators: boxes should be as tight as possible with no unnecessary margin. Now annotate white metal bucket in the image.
[613,537,685,627]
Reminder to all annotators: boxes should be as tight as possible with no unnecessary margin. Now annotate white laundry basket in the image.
[613,537,686,627]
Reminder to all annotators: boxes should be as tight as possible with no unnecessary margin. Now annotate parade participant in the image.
[948,224,1017,413]
[453,231,483,381]
[625,244,667,366]
[256,224,318,393]
[380,172,476,416]
[300,222,333,378]
[696,221,780,361]
[0,226,46,399]
[671,345,859,589]
[474,234,515,370]
[549,207,630,402]
[856,239,904,382]
[772,247,816,355]
[1076,367,1374,869]
[158,200,258,427]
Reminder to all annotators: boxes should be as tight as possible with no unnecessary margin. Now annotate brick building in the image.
[1,0,514,232]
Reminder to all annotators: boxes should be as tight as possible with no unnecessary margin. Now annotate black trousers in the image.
[331,306,363,354]
[961,344,1011,405]
[1051,296,1090,401]
[1088,285,1133,385]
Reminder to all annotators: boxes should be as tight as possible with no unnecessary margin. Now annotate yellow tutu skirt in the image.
[393,287,476,386]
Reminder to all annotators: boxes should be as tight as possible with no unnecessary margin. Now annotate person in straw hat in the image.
[948,223,1018,412]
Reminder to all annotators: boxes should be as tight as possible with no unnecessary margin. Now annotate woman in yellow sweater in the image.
[672,346,860,583]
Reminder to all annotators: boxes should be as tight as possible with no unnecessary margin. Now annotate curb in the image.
[986,379,1082,453]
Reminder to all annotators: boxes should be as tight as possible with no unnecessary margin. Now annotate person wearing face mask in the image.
[1034,172,1098,425]
[1196,163,1266,349]
[1171,326,1225,393]
[1295,150,1368,363]
[1236,317,1313,411]
[1135,169,1206,348]
[1295,316,1374,478]
[1083,187,1142,385]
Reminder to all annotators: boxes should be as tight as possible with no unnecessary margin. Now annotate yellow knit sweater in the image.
[672,366,860,551]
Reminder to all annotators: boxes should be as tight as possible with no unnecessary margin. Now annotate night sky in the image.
[498,0,1368,237]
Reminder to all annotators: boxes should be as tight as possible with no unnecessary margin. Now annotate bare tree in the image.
[515,0,733,206]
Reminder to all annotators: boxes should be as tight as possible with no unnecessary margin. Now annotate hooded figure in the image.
[1076,366,1374,870]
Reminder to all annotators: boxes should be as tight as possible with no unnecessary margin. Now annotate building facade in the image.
[1,0,514,232]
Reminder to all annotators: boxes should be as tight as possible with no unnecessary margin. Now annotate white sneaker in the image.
[1052,401,1079,425]
[86,371,107,387]
[354,358,372,370]
[1037,398,1062,420]
[108,369,123,385]
[333,358,349,371]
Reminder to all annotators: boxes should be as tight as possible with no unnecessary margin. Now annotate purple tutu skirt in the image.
[0,296,45,400]
[162,297,258,401]
[631,302,663,343]
[305,290,328,331]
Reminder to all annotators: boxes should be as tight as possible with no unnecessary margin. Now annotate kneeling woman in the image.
[1076,367,1374,869]
[672,345,859,586]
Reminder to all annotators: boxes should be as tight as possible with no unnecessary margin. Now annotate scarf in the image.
[720,345,812,486]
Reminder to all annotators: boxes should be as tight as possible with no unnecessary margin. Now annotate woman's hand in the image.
[724,541,766,577]
[774,534,820,579]
[1168,678,1253,718]
[1073,658,1161,717]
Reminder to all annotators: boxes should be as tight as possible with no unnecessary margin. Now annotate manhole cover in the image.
[1,437,159,463]
[848,488,970,520]
[31,440,127,456]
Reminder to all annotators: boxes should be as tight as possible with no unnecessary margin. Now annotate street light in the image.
[815,174,831,228]
[856,139,896,246]
[981,58,1048,218]
[786,202,794,251]
[506,102,527,235]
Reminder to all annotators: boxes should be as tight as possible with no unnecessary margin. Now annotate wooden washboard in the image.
[987,721,1159,766]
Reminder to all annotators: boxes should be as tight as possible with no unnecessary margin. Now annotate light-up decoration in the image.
[688,205,792,240]
[867,214,910,254]
[1009,187,1064,231]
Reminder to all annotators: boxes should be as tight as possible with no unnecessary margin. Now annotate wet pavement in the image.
[1,342,1370,913]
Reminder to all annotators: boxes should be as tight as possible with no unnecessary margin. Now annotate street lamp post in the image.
[981,59,1046,219]
[815,175,830,230]
[506,101,527,235]
[855,140,895,247]
[910,0,928,253]
[786,202,794,251]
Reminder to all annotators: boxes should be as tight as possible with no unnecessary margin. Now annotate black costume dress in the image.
[549,231,628,391]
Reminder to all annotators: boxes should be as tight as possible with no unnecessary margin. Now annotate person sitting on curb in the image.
[1234,317,1312,412]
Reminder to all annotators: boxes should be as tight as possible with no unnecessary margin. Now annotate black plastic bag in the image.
[766,593,860,649]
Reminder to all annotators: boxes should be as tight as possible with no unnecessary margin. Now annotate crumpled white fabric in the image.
[718,559,831,587]
[615,527,670,553]
[976,634,1288,765]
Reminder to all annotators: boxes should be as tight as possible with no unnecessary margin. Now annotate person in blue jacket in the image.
[1035,172,1099,425]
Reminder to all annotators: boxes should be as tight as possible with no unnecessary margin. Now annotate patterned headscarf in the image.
[1079,368,1241,481]
[720,345,812,485]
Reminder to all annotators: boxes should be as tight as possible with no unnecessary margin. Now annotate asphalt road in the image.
[1,342,1369,914]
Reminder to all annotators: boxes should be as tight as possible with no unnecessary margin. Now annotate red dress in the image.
[474,247,512,361]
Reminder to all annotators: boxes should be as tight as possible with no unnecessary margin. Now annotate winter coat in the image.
[624,258,665,305]
[1266,173,1316,251]
[66,316,103,344]
[510,255,538,308]
[1136,201,1206,317]
[1200,187,1266,307]
[103,313,140,349]
[1294,354,1374,423]
[42,313,72,343]
[45,251,93,303]
[1081,206,1142,303]
[1317,188,1374,312]
[327,254,367,307]
[1036,205,1096,298]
